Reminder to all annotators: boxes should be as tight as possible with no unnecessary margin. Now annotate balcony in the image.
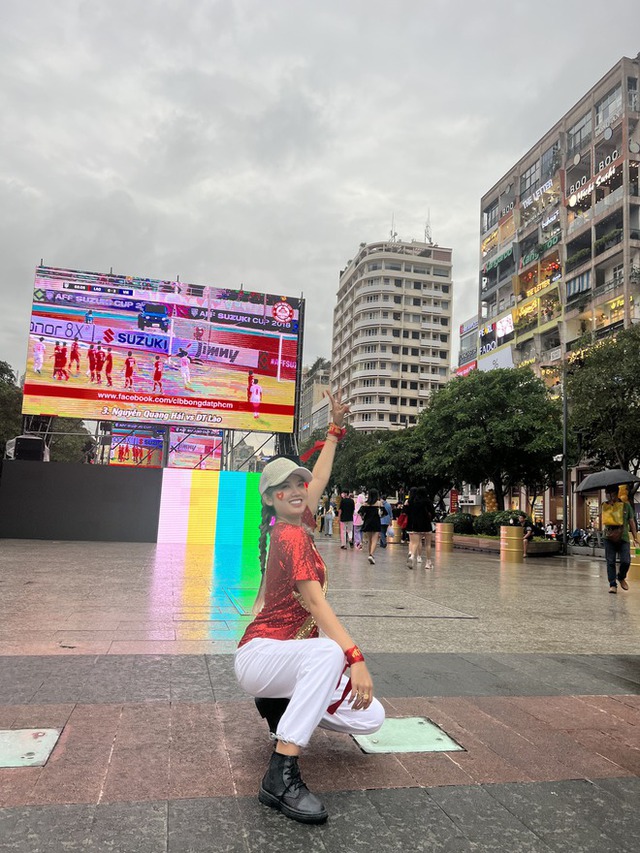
[539,345,562,363]
[421,319,443,331]
[593,186,624,219]
[567,209,593,236]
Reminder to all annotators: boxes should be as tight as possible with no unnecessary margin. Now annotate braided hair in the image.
[258,499,277,575]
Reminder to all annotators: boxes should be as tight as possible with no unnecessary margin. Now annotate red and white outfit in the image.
[33,339,45,373]
[249,381,262,418]
[95,348,105,383]
[234,513,384,747]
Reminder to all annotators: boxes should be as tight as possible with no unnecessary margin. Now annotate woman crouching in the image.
[234,392,384,824]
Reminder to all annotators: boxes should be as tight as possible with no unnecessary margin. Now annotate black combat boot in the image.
[255,697,290,735]
[258,751,328,824]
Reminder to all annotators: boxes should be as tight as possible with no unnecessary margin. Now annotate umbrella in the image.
[576,469,640,493]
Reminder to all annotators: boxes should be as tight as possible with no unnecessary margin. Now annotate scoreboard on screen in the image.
[23,266,302,433]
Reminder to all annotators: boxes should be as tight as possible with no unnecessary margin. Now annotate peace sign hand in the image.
[325,389,350,428]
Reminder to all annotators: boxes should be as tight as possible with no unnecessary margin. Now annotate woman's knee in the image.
[312,638,346,674]
[363,699,385,733]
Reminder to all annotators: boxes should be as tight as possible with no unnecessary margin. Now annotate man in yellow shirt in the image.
[601,486,638,593]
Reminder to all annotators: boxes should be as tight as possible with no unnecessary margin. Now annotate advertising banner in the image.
[23,266,301,432]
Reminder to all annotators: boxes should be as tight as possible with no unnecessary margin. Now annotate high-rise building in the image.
[476,53,640,526]
[477,54,640,377]
[298,358,331,444]
[332,239,453,431]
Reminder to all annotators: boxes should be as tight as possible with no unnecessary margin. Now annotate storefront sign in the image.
[478,345,514,372]
[485,245,514,273]
[459,317,479,335]
[522,179,553,210]
[481,228,499,257]
[568,158,619,207]
[456,360,477,377]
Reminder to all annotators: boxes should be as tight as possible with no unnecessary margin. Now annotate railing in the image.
[593,186,624,218]
[539,346,562,363]
[567,210,592,236]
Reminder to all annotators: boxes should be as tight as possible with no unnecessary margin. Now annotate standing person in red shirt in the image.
[94,345,105,384]
[124,351,136,389]
[60,343,70,380]
[234,392,384,825]
[69,338,81,374]
[52,342,63,380]
[87,344,96,382]
[247,370,254,402]
[153,357,163,392]
[104,347,113,386]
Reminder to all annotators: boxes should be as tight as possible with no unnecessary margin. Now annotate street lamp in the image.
[542,361,569,555]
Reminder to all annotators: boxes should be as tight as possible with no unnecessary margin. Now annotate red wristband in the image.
[327,422,346,440]
[345,645,364,666]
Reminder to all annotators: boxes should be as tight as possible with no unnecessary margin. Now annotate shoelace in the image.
[283,761,307,797]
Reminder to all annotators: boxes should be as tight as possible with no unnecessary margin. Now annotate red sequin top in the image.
[238,512,327,647]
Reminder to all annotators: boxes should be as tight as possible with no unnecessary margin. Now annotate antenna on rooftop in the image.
[425,210,433,245]
[389,214,398,243]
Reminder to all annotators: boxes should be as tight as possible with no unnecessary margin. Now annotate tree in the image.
[566,324,640,475]
[0,361,22,456]
[418,367,563,510]
[47,417,93,463]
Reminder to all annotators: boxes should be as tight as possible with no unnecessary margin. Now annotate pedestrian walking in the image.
[379,495,392,547]
[338,490,355,549]
[601,485,638,593]
[353,490,366,550]
[405,487,434,569]
[359,489,382,564]
[234,391,384,825]
[324,503,335,536]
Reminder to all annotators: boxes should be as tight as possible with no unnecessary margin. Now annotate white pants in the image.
[340,521,353,546]
[234,637,385,748]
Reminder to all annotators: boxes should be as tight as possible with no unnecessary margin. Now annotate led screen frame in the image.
[23,266,302,433]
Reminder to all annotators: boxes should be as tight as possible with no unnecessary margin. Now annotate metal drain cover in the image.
[353,717,464,754]
[0,729,62,767]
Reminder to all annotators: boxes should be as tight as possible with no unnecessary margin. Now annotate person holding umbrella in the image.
[577,470,640,593]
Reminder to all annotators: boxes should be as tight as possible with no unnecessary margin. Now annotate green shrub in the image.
[494,510,523,528]
[442,512,474,534]
[473,511,500,535]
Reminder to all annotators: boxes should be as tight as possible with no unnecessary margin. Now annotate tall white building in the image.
[331,239,453,431]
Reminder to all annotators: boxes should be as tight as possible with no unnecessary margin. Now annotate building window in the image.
[432,267,449,277]
[567,112,592,153]
[566,271,591,298]
[595,85,622,131]
[483,200,498,233]
[410,365,419,373]
[628,76,638,111]
[392,346,399,353]
[520,159,540,196]
[541,140,561,179]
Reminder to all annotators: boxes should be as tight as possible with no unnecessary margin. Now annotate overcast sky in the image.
[1,0,638,375]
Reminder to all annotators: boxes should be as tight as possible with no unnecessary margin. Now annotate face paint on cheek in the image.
[276,491,285,500]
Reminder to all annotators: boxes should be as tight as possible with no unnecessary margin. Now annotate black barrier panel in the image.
[0,461,163,542]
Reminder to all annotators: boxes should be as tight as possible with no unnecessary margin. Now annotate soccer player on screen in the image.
[87,344,96,382]
[124,351,136,389]
[153,357,163,392]
[249,376,263,419]
[69,338,80,374]
[105,347,113,386]
[59,343,70,380]
[179,350,193,390]
[95,345,105,384]
[33,337,45,374]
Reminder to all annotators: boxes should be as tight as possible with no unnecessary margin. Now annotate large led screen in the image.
[109,424,165,468]
[23,266,301,432]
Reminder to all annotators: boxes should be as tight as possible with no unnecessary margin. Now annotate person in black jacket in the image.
[405,486,434,569]
[359,489,382,565]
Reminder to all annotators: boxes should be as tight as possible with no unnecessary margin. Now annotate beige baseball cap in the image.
[259,458,313,495]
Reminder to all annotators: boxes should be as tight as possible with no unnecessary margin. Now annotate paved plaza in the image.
[0,536,639,851]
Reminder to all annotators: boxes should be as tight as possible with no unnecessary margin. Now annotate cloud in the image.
[1,0,639,379]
